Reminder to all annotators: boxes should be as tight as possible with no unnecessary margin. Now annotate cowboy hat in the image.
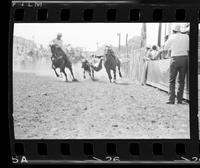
[57,33,62,37]
[180,25,189,33]
[172,24,181,32]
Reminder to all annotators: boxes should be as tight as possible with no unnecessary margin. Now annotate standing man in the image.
[141,45,151,85]
[164,24,189,104]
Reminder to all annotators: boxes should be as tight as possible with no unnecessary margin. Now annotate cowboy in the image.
[164,24,189,104]
[50,33,69,59]
[50,33,64,49]
[49,33,67,78]
[105,45,116,59]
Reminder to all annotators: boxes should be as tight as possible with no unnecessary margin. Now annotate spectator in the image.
[150,45,159,60]
[157,35,171,59]
[141,45,151,85]
[163,35,171,59]
[164,35,169,41]
[144,45,152,60]
[164,24,189,104]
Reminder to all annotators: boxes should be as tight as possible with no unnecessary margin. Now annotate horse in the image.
[50,44,77,82]
[103,52,122,83]
[81,58,103,80]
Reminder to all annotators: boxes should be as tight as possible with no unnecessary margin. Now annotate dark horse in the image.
[81,58,103,80]
[104,52,122,83]
[50,44,77,82]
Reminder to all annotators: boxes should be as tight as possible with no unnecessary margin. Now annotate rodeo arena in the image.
[13,23,192,139]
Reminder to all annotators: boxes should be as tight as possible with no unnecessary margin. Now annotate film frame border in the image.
[8,1,200,164]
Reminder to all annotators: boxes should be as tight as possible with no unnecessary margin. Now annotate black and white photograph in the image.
[13,23,190,139]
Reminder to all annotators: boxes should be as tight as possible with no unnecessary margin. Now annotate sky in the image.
[14,23,187,51]
[14,23,145,51]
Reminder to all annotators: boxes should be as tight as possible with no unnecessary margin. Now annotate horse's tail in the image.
[91,59,103,72]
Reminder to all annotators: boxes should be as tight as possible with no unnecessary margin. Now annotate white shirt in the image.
[51,38,63,48]
[164,33,189,57]
[150,50,158,59]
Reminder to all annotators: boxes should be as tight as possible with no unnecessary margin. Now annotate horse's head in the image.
[49,44,57,54]
[104,48,116,60]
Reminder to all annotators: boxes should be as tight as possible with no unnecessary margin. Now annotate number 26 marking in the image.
[191,157,200,162]
[106,156,120,161]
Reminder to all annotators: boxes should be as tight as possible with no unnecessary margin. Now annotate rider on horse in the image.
[105,45,116,60]
[50,33,64,49]
[49,33,72,78]
[49,33,70,62]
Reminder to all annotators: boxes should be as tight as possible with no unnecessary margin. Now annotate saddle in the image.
[51,46,67,61]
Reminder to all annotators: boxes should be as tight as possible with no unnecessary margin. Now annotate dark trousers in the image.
[169,56,188,103]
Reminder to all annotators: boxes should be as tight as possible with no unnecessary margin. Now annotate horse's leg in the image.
[117,64,122,77]
[59,61,66,78]
[89,67,94,80]
[88,70,93,80]
[113,68,116,83]
[83,70,86,79]
[92,69,95,80]
[90,69,95,80]
[61,68,68,82]
[54,68,59,77]
[59,69,63,78]
[69,66,76,81]
[52,64,59,77]
[106,68,112,83]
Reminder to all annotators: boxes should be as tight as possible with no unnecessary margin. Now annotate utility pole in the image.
[157,23,162,47]
[140,23,147,48]
[126,33,128,58]
[96,42,99,49]
[117,33,121,55]
[164,23,167,38]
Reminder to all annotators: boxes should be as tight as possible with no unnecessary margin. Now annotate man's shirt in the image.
[164,33,189,57]
[150,50,159,60]
[51,38,63,48]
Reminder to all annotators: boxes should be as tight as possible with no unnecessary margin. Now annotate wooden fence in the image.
[120,48,189,100]
[120,48,145,83]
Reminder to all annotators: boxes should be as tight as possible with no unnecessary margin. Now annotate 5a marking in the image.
[12,156,28,164]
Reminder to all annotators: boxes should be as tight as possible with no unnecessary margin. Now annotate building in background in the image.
[13,36,38,70]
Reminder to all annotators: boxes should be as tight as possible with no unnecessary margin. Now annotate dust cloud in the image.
[13,58,110,82]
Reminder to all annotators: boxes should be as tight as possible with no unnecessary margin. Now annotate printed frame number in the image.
[12,156,28,164]
[106,156,120,162]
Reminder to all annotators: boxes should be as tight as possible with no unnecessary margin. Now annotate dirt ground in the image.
[13,62,190,139]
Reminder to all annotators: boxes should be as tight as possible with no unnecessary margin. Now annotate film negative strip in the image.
[8,0,200,165]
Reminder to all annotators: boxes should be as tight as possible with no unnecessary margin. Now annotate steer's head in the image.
[81,59,88,68]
